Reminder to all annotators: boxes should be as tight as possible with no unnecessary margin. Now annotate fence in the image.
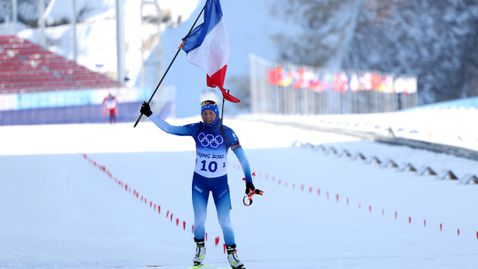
[250,55,418,115]
[0,86,174,125]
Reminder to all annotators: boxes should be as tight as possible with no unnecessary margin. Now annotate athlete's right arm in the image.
[149,114,195,136]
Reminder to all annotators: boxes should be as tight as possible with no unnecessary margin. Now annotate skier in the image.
[140,100,256,269]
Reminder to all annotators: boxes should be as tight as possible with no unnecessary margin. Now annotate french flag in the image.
[182,0,240,103]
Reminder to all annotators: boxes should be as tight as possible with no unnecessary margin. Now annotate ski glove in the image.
[140,102,152,117]
[245,181,255,195]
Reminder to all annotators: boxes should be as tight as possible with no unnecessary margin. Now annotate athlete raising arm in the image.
[140,100,256,269]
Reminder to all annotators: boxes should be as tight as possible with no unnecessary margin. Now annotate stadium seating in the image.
[0,35,120,93]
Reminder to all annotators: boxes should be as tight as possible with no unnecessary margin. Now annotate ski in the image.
[187,265,231,269]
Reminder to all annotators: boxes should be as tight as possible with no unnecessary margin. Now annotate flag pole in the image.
[220,89,230,126]
[220,94,226,125]
[133,4,206,128]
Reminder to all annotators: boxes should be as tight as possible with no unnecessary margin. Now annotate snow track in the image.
[1,120,477,269]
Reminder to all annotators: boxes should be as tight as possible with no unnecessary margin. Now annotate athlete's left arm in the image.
[225,127,253,182]
[232,145,253,183]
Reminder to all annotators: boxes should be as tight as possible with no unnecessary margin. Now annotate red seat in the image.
[0,35,121,93]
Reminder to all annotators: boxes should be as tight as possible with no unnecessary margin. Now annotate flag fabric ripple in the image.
[182,0,240,103]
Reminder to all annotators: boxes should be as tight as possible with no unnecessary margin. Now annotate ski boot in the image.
[226,244,245,269]
[193,238,206,266]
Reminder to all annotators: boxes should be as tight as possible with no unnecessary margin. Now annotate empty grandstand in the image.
[0,35,119,93]
[0,35,150,125]
[0,0,183,126]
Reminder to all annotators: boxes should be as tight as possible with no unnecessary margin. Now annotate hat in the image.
[201,100,219,116]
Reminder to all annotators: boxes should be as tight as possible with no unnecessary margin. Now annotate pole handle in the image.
[243,189,264,207]
[133,113,143,128]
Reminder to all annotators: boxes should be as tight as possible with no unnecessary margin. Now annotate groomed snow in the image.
[1,116,477,269]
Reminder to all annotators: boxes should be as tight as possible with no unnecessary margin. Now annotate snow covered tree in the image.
[343,0,478,104]
[271,0,478,104]
[270,0,360,68]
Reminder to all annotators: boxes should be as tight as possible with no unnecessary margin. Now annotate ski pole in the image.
[133,4,206,128]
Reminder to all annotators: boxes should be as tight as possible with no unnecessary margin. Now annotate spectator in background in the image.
[103,93,118,124]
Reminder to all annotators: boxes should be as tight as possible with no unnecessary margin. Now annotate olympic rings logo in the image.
[198,132,224,148]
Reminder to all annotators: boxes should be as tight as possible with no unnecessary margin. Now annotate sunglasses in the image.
[201,100,216,106]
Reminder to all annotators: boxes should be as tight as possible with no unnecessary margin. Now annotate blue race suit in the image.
[149,114,252,245]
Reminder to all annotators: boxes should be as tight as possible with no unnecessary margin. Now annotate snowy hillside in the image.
[269,0,478,105]
[14,0,199,87]
[0,0,197,25]
[342,0,478,104]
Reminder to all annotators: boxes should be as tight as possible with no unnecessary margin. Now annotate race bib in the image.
[194,132,227,178]
[106,99,117,109]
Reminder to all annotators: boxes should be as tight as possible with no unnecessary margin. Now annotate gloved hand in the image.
[140,101,152,117]
[245,181,255,195]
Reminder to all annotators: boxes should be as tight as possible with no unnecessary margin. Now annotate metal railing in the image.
[250,55,418,115]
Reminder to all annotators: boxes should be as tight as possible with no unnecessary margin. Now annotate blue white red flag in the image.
[182,0,240,103]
